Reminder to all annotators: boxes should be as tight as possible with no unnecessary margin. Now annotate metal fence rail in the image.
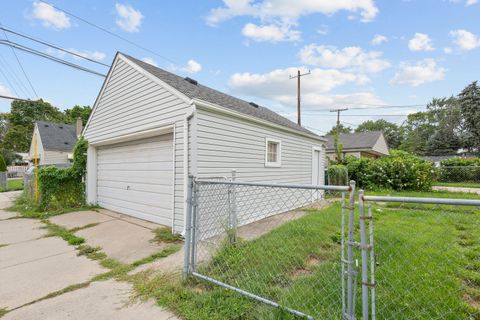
[183,174,358,319]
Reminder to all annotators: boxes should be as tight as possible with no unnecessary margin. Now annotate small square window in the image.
[265,138,281,167]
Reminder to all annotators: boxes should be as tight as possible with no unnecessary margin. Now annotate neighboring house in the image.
[29,120,82,165]
[83,52,327,233]
[325,131,389,161]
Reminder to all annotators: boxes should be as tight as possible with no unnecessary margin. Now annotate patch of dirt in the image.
[463,293,480,310]
[291,267,312,278]
[306,255,320,268]
[191,285,205,294]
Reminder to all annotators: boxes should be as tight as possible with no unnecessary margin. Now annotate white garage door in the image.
[96,134,173,226]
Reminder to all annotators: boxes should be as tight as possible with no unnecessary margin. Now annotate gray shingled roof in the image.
[121,53,322,139]
[325,131,383,151]
[37,121,78,152]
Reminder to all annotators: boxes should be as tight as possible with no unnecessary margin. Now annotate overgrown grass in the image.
[433,182,480,189]
[0,308,7,317]
[11,193,99,219]
[151,227,183,244]
[131,200,480,319]
[132,244,181,267]
[42,220,85,245]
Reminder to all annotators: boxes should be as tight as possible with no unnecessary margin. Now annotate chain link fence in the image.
[436,166,480,186]
[361,195,480,320]
[184,176,355,319]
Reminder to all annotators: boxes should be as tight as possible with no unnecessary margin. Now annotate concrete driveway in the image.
[0,191,180,319]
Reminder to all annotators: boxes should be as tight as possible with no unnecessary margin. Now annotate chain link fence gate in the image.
[360,193,480,320]
[183,175,367,319]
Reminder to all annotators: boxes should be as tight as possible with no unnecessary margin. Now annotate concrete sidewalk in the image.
[0,191,180,319]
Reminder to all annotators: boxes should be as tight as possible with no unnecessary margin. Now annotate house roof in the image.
[121,53,322,139]
[325,131,384,151]
[36,121,78,152]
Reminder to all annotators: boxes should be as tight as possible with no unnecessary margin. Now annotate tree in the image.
[64,105,92,125]
[326,124,352,136]
[2,100,66,152]
[355,119,403,149]
[0,154,6,172]
[459,81,480,154]
[400,111,435,155]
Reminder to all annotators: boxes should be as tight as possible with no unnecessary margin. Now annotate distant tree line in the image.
[326,81,480,156]
[0,99,92,163]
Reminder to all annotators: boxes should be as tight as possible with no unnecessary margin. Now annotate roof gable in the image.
[36,121,78,152]
[325,131,385,151]
[120,53,320,138]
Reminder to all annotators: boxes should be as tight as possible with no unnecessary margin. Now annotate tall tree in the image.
[326,124,352,136]
[458,81,480,154]
[64,105,92,125]
[400,111,435,155]
[355,119,403,149]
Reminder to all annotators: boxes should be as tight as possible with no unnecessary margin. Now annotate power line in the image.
[0,55,20,97]
[38,0,177,65]
[0,22,38,98]
[307,104,427,112]
[0,52,30,98]
[0,94,31,102]
[0,40,106,77]
[303,113,411,117]
[0,26,110,67]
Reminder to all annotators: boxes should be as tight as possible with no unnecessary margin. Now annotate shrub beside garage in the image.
[342,150,435,191]
[37,137,88,210]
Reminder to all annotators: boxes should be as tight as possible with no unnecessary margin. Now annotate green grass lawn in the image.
[0,179,23,192]
[132,192,480,320]
[433,181,480,189]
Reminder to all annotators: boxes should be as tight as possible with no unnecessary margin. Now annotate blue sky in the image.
[0,0,479,134]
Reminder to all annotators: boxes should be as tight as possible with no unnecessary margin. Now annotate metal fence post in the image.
[189,177,199,271]
[341,191,346,318]
[183,175,194,280]
[0,172,7,191]
[368,203,376,320]
[359,190,369,320]
[347,180,356,319]
[228,169,237,244]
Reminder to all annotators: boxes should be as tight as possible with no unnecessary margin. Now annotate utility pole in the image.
[330,108,349,129]
[289,69,310,126]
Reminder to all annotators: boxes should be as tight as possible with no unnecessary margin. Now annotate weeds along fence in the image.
[437,166,480,185]
[361,195,480,320]
[183,175,365,319]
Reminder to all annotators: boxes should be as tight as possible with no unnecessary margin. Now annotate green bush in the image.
[0,154,6,172]
[327,165,348,186]
[38,137,88,210]
[439,157,480,182]
[440,158,480,167]
[345,150,435,191]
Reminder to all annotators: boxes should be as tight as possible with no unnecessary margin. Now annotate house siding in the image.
[83,56,192,232]
[194,107,325,233]
[43,151,69,164]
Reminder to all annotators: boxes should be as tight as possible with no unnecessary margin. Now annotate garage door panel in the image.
[98,181,172,194]
[97,161,173,171]
[96,134,173,224]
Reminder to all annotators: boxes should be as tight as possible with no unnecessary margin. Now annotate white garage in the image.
[96,134,174,226]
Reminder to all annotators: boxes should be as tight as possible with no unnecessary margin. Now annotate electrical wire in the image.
[0,54,20,97]
[0,52,30,98]
[38,0,177,65]
[0,40,106,77]
[302,113,411,117]
[0,26,110,68]
[0,22,38,98]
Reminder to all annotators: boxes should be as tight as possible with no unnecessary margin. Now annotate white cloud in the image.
[449,29,480,50]
[68,49,106,61]
[142,57,158,67]
[115,3,143,33]
[230,67,368,101]
[206,0,379,26]
[0,83,12,96]
[242,23,300,42]
[182,60,202,73]
[443,47,453,54]
[371,34,387,45]
[467,0,478,5]
[408,33,434,51]
[299,44,390,73]
[32,1,71,30]
[390,59,445,86]
[317,24,329,35]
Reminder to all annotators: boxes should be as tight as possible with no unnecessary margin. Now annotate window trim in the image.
[265,138,282,167]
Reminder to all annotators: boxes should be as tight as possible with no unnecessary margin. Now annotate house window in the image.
[265,138,281,167]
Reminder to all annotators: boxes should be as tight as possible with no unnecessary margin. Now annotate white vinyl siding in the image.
[43,151,70,165]
[83,56,191,231]
[96,135,173,226]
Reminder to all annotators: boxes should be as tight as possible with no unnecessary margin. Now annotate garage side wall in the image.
[84,57,191,232]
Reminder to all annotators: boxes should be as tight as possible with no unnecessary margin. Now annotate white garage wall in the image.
[83,56,192,232]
